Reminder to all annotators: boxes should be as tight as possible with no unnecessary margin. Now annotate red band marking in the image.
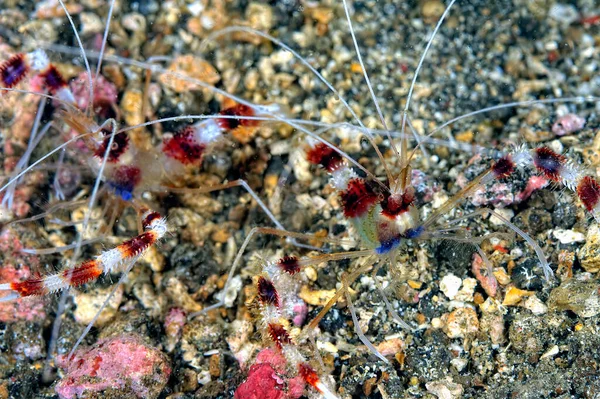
[533,147,565,182]
[0,54,29,89]
[257,277,279,308]
[142,212,161,229]
[39,65,67,93]
[577,176,600,212]
[492,156,515,179]
[306,143,344,172]
[94,132,129,163]
[10,278,47,297]
[267,323,292,349]
[298,363,320,389]
[217,104,258,130]
[162,127,206,165]
[277,256,301,275]
[117,231,157,258]
[62,260,103,287]
[340,178,380,218]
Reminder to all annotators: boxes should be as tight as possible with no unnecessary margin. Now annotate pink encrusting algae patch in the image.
[234,348,305,399]
[0,229,46,322]
[55,334,171,399]
[552,113,586,136]
[164,307,187,337]
[69,71,118,117]
[292,301,308,326]
[471,253,498,298]
[515,176,549,203]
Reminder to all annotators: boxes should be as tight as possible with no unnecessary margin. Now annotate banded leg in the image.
[0,209,167,302]
[188,226,355,317]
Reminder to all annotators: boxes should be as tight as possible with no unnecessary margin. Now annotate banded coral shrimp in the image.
[1,0,600,398]
[0,0,360,395]
[0,0,438,396]
[203,1,600,398]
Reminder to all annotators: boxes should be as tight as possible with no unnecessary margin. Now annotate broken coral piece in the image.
[55,333,171,399]
[234,348,305,399]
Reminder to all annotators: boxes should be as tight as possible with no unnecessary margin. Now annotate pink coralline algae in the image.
[458,172,548,207]
[552,113,586,136]
[472,253,498,298]
[515,175,549,203]
[164,307,187,336]
[234,348,305,399]
[69,71,118,117]
[292,301,308,326]
[0,229,46,322]
[164,307,187,352]
[55,334,171,399]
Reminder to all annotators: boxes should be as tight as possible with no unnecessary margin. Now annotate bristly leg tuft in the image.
[532,147,566,182]
[577,176,600,212]
[0,54,29,88]
[257,277,279,308]
[492,156,515,179]
[277,256,301,275]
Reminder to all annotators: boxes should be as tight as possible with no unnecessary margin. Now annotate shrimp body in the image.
[90,103,284,201]
[306,141,423,253]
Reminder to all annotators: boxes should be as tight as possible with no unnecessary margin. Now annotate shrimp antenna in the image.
[340,0,391,131]
[341,0,400,183]
[402,0,457,189]
[57,0,94,113]
[89,0,117,115]
[200,26,395,186]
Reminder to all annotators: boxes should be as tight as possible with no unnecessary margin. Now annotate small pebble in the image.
[245,2,274,31]
[73,285,124,327]
[479,298,506,345]
[450,358,468,372]
[304,266,318,282]
[522,295,548,315]
[164,307,187,352]
[548,3,580,26]
[226,319,256,369]
[489,208,514,226]
[159,56,220,93]
[548,278,600,317]
[439,274,462,300]
[552,113,585,136]
[220,275,242,308]
[454,278,477,302]
[420,0,445,21]
[443,307,479,339]
[298,286,336,306]
[502,286,535,306]
[426,377,464,399]
[540,345,559,360]
[493,268,511,286]
[553,229,585,245]
[578,224,600,272]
